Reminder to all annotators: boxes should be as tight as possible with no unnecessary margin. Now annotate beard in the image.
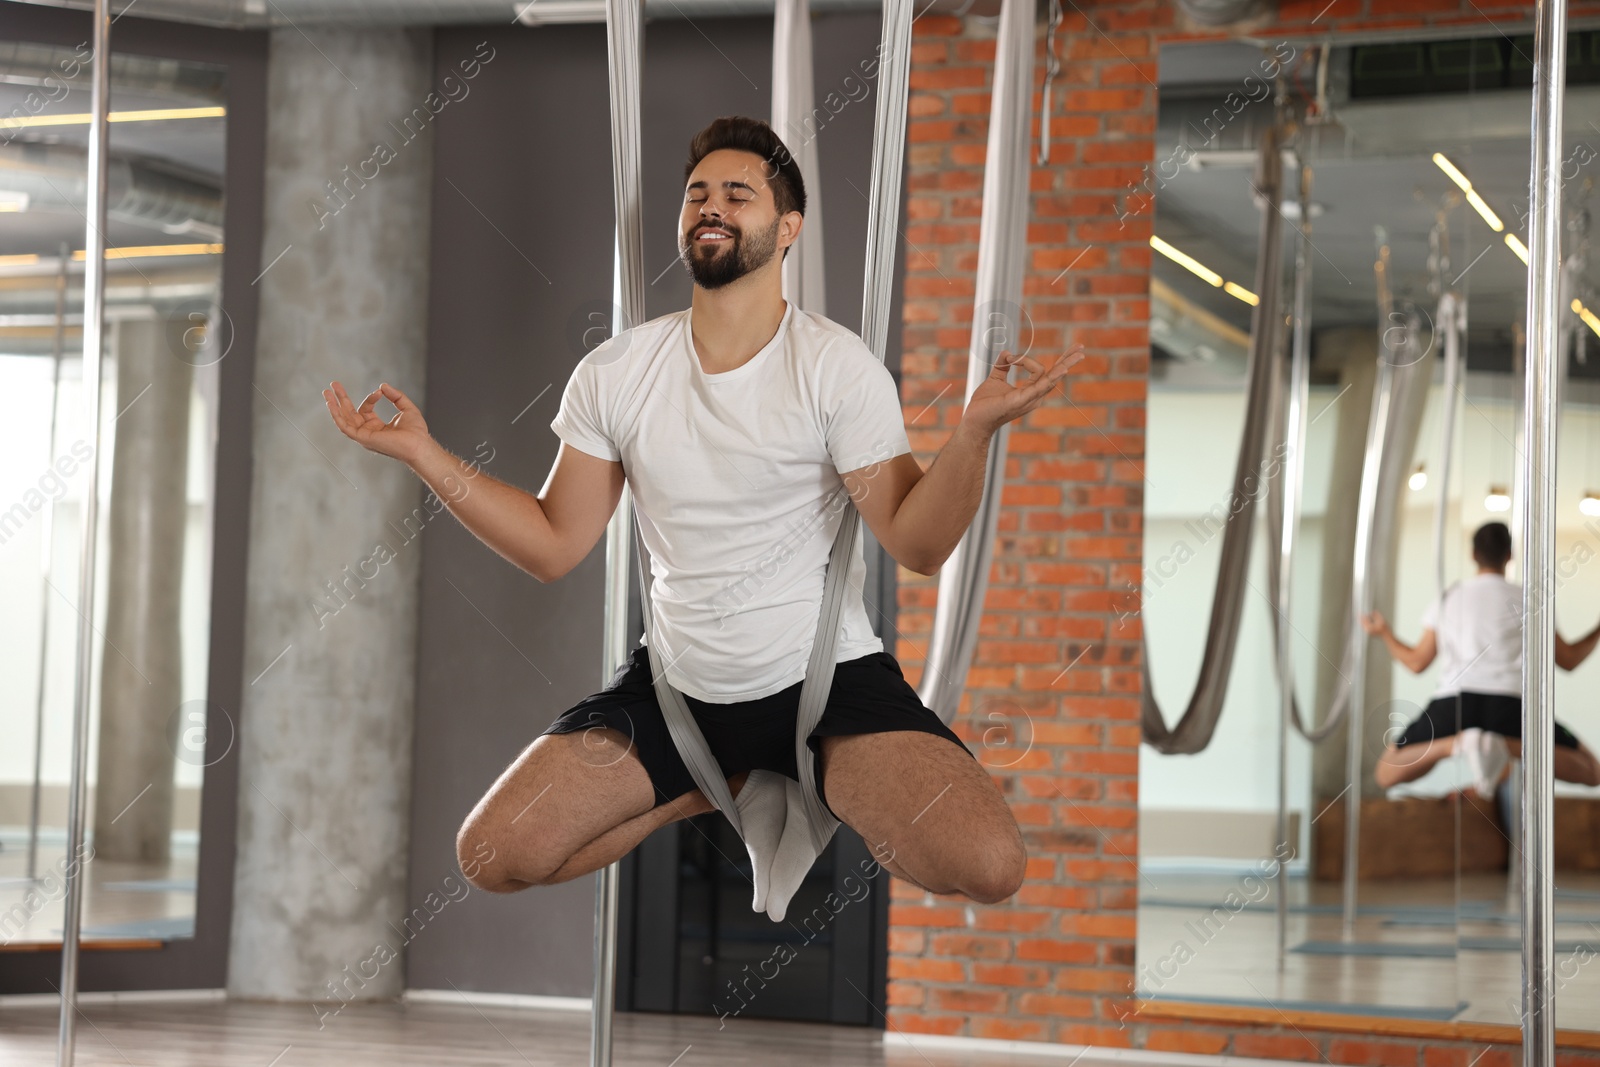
[678,215,780,290]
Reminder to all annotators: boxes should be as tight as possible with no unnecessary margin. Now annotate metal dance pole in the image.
[28,243,71,883]
[1519,1,1567,1064]
[1432,289,1462,597]
[593,0,645,1061]
[1343,231,1396,937]
[1276,154,1313,966]
[58,0,112,1062]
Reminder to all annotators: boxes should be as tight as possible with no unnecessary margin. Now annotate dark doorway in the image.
[613,535,895,1028]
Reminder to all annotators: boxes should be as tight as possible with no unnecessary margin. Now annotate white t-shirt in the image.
[1419,572,1523,699]
[549,299,912,703]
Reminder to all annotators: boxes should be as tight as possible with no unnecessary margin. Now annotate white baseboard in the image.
[886,1032,1312,1067]
[403,989,590,1013]
[0,988,224,1008]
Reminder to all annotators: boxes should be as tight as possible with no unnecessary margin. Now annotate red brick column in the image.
[890,0,1160,1045]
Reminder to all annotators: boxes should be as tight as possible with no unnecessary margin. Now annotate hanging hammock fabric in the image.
[916,0,1034,728]
[1140,126,1286,755]
[602,0,916,922]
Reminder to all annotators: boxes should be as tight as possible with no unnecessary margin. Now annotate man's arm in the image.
[843,424,988,577]
[843,347,1076,577]
[1555,619,1600,670]
[324,380,623,583]
[408,439,624,583]
[1361,611,1437,673]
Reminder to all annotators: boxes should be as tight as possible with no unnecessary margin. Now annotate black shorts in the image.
[539,641,976,821]
[1393,690,1580,750]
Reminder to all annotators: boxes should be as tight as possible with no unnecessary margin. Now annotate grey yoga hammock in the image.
[632,506,856,923]
[621,0,1035,923]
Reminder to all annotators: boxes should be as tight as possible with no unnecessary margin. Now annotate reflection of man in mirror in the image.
[1362,520,1600,795]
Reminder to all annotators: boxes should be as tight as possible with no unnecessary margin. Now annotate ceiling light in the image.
[1409,464,1427,492]
[1485,486,1512,512]
[0,191,28,212]
[1280,199,1325,221]
[70,242,223,260]
[1432,152,1504,232]
[514,0,606,24]
[1150,235,1223,287]
[1574,299,1600,339]
[1223,281,1257,306]
[1581,491,1600,518]
[0,106,225,132]
[1504,234,1530,264]
[0,253,41,266]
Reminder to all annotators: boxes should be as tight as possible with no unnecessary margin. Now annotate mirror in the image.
[1139,32,1600,1030]
[0,43,227,948]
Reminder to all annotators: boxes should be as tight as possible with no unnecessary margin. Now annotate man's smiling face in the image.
[678,147,798,291]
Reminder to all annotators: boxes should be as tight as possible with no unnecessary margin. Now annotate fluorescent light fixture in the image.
[1504,234,1530,264]
[1433,152,1496,225]
[514,0,606,23]
[1485,486,1512,512]
[0,253,41,266]
[1150,235,1223,287]
[1574,298,1600,339]
[1432,152,1504,232]
[1465,190,1504,232]
[70,242,223,260]
[1223,281,1258,306]
[1409,465,1427,492]
[0,106,224,132]
[1581,492,1600,518]
[1432,152,1471,190]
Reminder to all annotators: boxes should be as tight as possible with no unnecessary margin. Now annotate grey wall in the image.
[405,12,905,996]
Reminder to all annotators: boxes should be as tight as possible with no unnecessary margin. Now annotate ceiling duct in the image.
[0,40,227,104]
[0,141,223,238]
[4,0,998,29]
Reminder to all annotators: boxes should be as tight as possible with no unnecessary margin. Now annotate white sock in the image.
[761,776,830,922]
[732,770,787,914]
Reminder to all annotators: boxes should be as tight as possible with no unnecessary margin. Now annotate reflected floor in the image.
[1,999,1128,1066]
[0,830,196,945]
[1137,868,1600,1030]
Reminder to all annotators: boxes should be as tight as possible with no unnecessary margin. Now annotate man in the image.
[323,116,1072,906]
[1362,520,1600,795]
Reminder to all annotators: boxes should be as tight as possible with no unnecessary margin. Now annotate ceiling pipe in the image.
[6,0,1000,30]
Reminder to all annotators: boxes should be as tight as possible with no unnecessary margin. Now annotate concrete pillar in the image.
[93,315,191,863]
[228,28,433,1001]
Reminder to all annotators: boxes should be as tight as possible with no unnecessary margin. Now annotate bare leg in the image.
[541,770,749,884]
[817,731,1026,904]
[457,727,746,893]
[1503,739,1600,787]
[1375,737,1458,790]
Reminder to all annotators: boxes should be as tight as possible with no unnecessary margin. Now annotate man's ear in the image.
[782,210,804,251]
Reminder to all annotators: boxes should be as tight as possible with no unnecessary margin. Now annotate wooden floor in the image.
[0,998,1097,1066]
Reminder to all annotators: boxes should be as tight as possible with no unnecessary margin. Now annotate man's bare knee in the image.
[973,837,1027,904]
[456,813,534,892]
[454,728,643,892]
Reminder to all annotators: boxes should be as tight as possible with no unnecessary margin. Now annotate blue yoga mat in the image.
[1291,940,1457,958]
[101,879,197,893]
[68,916,196,940]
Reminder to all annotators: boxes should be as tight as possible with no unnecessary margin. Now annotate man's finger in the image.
[384,384,422,414]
